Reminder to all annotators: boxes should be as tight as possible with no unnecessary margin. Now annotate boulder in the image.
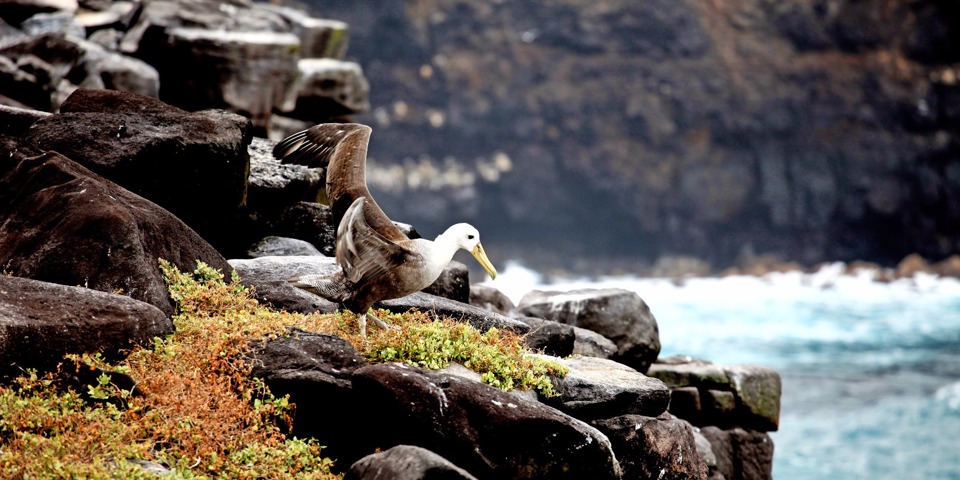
[161,28,300,129]
[351,362,622,480]
[468,284,515,315]
[248,330,370,466]
[692,428,721,480]
[0,135,232,316]
[647,356,731,390]
[288,58,370,117]
[246,236,323,258]
[0,32,82,110]
[420,260,469,303]
[647,357,781,431]
[540,355,671,419]
[20,9,83,37]
[244,136,326,244]
[381,292,530,334]
[592,414,708,480]
[518,288,660,371]
[118,0,289,58]
[69,36,159,97]
[345,445,478,480]
[896,253,932,278]
[0,32,158,111]
[253,3,350,60]
[0,103,49,136]
[73,1,138,33]
[724,365,781,432]
[0,275,173,379]
[24,88,251,253]
[228,255,339,314]
[934,254,960,278]
[699,426,774,480]
[571,325,619,359]
[513,316,574,357]
[437,362,538,404]
[274,201,337,256]
[0,1,78,27]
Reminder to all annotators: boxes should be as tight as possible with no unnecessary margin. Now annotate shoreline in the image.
[480,243,960,285]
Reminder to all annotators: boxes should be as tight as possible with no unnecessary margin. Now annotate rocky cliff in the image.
[299,0,960,270]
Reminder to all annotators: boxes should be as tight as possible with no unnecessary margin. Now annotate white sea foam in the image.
[483,261,960,362]
[935,381,960,411]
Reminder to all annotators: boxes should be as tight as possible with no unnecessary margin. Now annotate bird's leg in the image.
[357,312,368,338]
[356,311,400,337]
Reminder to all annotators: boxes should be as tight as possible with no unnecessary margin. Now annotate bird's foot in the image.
[358,311,399,338]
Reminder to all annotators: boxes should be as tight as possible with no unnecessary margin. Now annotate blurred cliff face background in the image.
[291,0,960,272]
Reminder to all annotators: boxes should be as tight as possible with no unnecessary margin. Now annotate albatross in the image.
[273,123,498,336]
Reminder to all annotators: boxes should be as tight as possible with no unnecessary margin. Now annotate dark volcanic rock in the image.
[274,201,337,256]
[351,362,622,480]
[24,88,251,254]
[421,260,469,303]
[346,445,478,480]
[518,288,660,371]
[161,28,299,129]
[0,32,158,111]
[513,316,574,357]
[572,325,619,359]
[243,136,326,248]
[647,357,781,432]
[381,292,529,334]
[0,32,83,110]
[724,365,781,432]
[468,284,515,315]
[543,355,671,419]
[253,4,350,60]
[114,0,369,128]
[0,275,173,379]
[246,236,323,258]
[699,426,774,480]
[592,414,708,480]
[228,255,340,314]
[249,330,370,466]
[290,58,370,117]
[0,135,232,316]
[0,104,49,136]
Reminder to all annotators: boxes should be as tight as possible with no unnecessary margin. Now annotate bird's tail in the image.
[288,273,350,303]
[287,275,313,288]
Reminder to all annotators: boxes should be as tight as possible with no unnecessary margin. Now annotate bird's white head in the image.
[441,223,497,279]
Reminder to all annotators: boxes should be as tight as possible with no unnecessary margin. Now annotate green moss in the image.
[367,313,568,396]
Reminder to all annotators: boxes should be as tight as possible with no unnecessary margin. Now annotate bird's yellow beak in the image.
[470,242,498,280]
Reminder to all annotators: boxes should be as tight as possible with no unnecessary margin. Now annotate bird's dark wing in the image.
[273,123,355,168]
[336,197,415,285]
[273,123,408,244]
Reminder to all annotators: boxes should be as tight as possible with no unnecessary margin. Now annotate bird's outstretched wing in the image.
[272,123,408,244]
[272,124,354,168]
[337,197,413,285]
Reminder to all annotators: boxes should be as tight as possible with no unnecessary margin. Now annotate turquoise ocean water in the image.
[486,262,960,480]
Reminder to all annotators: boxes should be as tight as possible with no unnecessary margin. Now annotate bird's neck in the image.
[431,232,463,263]
[406,234,461,291]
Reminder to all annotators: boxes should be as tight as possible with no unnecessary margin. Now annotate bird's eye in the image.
[467,234,475,240]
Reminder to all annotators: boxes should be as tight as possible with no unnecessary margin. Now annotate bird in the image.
[274,123,498,337]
